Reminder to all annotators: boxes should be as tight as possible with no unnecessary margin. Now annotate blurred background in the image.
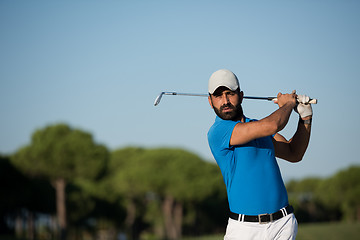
[1,1,359,240]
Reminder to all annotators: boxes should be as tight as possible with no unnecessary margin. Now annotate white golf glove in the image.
[295,95,313,118]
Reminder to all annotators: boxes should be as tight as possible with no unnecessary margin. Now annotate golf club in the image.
[154,91,317,106]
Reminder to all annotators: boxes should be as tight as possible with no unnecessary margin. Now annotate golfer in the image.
[207,69,312,239]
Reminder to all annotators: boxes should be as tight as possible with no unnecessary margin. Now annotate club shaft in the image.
[163,92,208,97]
[154,91,317,106]
[163,92,275,100]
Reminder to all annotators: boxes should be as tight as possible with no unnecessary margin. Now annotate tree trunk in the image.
[162,195,182,240]
[15,211,23,239]
[27,211,34,240]
[125,198,137,240]
[174,202,183,239]
[52,178,67,240]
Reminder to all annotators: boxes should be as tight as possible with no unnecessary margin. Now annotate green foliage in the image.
[133,148,221,201]
[104,147,222,203]
[286,177,325,222]
[9,123,110,236]
[0,155,55,213]
[287,177,323,208]
[287,165,360,222]
[6,121,359,238]
[316,166,360,221]
[287,177,323,193]
[100,147,224,238]
[11,123,109,182]
[66,183,97,223]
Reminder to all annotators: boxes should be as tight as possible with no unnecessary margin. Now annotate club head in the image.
[154,92,164,106]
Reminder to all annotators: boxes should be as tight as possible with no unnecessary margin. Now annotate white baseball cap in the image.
[208,69,240,94]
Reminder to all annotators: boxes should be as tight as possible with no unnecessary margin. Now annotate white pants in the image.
[224,213,298,240]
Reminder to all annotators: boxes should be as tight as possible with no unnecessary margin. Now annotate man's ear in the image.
[208,95,214,109]
[239,91,244,104]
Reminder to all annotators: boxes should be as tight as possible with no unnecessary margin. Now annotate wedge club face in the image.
[154,92,164,106]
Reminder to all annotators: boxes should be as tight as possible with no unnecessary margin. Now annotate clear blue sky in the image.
[1,1,359,181]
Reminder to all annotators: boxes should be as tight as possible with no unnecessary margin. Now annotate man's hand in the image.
[275,90,297,108]
[295,95,313,118]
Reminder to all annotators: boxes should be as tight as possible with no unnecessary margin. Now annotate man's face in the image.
[208,87,244,121]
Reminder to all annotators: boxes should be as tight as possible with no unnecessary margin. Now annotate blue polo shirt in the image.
[207,116,289,215]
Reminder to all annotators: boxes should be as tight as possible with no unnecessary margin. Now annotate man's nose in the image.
[222,94,230,104]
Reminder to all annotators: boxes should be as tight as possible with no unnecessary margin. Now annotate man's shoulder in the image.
[209,116,237,129]
[210,116,256,129]
[208,117,238,140]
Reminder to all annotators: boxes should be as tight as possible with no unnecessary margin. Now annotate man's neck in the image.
[238,114,245,123]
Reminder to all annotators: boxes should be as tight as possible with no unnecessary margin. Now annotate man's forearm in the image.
[289,116,312,161]
[265,102,295,133]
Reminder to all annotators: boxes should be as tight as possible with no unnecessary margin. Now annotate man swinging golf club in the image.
[207,69,312,239]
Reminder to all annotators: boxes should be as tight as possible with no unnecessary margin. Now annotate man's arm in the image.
[230,91,297,146]
[272,95,313,162]
[272,116,312,163]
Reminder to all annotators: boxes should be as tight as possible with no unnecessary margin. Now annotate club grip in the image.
[272,98,318,104]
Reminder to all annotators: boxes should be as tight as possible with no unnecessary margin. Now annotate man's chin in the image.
[217,112,236,120]
[213,104,243,121]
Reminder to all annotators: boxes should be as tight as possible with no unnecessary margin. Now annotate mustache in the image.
[220,103,235,111]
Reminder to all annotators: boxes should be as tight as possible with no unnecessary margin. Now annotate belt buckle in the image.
[258,213,273,224]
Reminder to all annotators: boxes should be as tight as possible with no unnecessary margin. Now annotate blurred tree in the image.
[286,177,326,222]
[74,147,145,239]
[0,155,25,234]
[102,147,223,240]
[11,123,109,240]
[316,166,360,221]
[135,148,222,240]
[105,147,147,240]
[0,155,55,238]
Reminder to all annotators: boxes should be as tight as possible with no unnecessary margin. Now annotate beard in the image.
[213,102,243,121]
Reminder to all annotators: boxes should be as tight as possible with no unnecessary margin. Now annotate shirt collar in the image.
[215,115,249,123]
